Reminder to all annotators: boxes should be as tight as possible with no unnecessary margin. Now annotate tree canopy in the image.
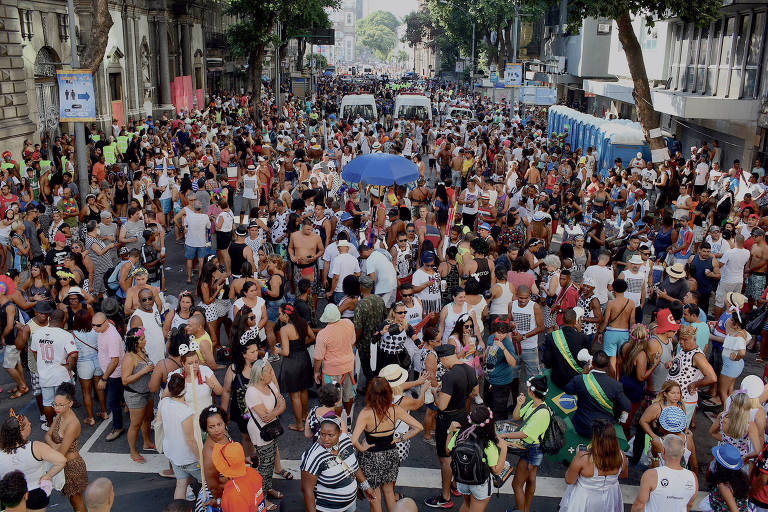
[357,11,400,61]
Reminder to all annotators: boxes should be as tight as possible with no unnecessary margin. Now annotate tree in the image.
[76,0,113,72]
[277,0,339,71]
[357,11,399,61]
[308,52,328,70]
[225,0,282,124]
[567,0,720,153]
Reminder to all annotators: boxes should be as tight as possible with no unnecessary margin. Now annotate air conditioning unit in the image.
[597,23,611,35]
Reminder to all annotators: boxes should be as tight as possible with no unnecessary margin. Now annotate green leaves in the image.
[357,11,401,61]
[565,0,720,29]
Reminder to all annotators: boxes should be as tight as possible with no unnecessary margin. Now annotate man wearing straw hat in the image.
[655,263,689,312]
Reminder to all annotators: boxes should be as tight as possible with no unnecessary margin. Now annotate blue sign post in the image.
[56,70,97,121]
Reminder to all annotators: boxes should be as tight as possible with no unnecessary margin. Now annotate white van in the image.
[339,94,378,120]
[394,94,433,121]
[444,106,476,123]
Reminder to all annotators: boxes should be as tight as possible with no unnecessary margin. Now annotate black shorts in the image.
[216,230,233,250]
[436,410,467,458]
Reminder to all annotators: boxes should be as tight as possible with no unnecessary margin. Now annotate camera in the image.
[388,323,402,336]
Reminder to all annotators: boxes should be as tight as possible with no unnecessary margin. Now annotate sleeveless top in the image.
[463,189,478,214]
[441,302,468,344]
[263,274,285,302]
[653,226,674,256]
[171,310,191,332]
[719,415,754,458]
[489,282,514,316]
[84,205,101,224]
[312,216,327,246]
[668,347,704,403]
[129,306,165,364]
[577,293,599,335]
[405,299,423,331]
[645,465,696,512]
[364,407,396,452]
[441,262,461,306]
[125,358,152,394]
[472,258,492,295]
[228,242,247,276]
[424,225,441,250]
[650,335,675,392]
[0,442,45,491]
[51,415,80,454]
[394,245,413,279]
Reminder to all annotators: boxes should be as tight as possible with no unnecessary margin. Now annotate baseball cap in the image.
[479,223,492,232]
[656,308,680,334]
[54,232,67,243]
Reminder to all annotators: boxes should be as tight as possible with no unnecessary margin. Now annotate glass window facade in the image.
[669,10,767,99]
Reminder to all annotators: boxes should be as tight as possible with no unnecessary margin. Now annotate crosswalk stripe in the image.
[81,452,709,509]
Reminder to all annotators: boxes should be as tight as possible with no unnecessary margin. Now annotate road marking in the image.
[81,454,709,509]
[79,417,112,455]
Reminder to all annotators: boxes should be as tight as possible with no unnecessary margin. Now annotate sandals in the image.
[10,386,28,399]
[143,444,157,452]
[267,489,284,499]
[287,424,303,432]
[84,418,96,426]
[159,469,176,478]
[131,454,146,464]
[274,469,294,480]
[265,502,278,511]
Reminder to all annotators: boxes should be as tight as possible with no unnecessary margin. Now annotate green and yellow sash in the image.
[552,329,580,373]
[582,373,614,413]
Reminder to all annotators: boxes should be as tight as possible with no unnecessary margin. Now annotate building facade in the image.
[1,0,229,157]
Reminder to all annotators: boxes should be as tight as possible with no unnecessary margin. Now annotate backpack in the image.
[529,404,567,455]
[106,261,128,292]
[450,428,490,487]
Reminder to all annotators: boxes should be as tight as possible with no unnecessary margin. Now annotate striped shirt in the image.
[300,434,359,512]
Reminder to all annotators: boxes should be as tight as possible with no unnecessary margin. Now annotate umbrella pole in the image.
[191,372,208,504]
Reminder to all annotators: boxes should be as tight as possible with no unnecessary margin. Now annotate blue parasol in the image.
[341,153,420,186]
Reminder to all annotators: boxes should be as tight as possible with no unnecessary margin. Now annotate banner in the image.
[183,76,194,112]
[504,63,523,87]
[57,70,97,121]
[195,89,204,110]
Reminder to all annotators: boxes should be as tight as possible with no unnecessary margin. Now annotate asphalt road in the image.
[0,224,762,511]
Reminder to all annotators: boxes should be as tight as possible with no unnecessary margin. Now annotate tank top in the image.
[394,245,413,279]
[442,262,461,306]
[442,302,468,344]
[263,274,285,302]
[364,407,396,452]
[228,242,247,276]
[489,281,514,315]
[650,335,675,393]
[405,299,423,331]
[645,465,696,512]
[654,226,674,256]
[129,307,165,364]
[126,358,152,394]
[463,189,478,214]
[510,299,538,350]
[668,347,704,403]
[0,442,45,492]
[312,216,327,246]
[472,258,492,295]
[424,225,441,251]
[85,205,101,224]
[658,433,692,468]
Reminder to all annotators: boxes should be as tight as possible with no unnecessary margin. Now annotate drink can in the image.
[440,279,447,292]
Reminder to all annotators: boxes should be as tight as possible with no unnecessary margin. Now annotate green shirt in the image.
[447,431,499,467]
[520,401,550,445]
[353,294,387,354]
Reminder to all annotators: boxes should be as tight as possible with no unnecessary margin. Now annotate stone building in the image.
[1,0,220,157]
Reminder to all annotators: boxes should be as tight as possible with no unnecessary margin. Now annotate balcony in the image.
[206,31,227,49]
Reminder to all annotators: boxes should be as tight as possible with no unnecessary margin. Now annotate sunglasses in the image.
[140,297,154,302]
[395,310,407,315]
[92,321,105,328]
[401,293,413,298]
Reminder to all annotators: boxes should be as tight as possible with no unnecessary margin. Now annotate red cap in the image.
[656,308,680,334]
[54,232,67,243]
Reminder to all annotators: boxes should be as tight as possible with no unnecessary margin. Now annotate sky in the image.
[382,0,420,21]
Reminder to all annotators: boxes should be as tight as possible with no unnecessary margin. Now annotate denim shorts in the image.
[721,356,744,378]
[521,442,543,467]
[457,479,492,500]
[161,198,172,214]
[76,353,103,380]
[185,245,207,260]
[172,460,202,481]
[265,297,285,323]
[41,386,57,407]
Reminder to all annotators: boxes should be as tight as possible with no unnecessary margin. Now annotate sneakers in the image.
[424,495,454,508]
[39,414,46,422]
[105,428,124,442]
[40,422,49,432]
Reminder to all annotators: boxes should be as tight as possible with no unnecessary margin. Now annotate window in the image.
[706,19,721,95]
[730,14,750,97]
[346,13,352,25]
[686,27,699,91]
[669,24,683,89]
[744,11,765,98]
[696,24,709,92]
[108,73,122,102]
[18,9,33,40]
[717,17,735,95]
[57,13,69,41]
[678,24,692,89]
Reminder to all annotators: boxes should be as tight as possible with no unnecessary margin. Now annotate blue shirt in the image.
[484,335,519,385]
[681,308,707,324]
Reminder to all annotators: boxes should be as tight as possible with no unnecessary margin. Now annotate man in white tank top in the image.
[509,285,546,381]
[128,288,165,363]
[632,435,697,512]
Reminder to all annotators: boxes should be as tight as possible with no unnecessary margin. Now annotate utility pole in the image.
[275,20,282,112]
[66,0,89,198]
[470,22,475,94]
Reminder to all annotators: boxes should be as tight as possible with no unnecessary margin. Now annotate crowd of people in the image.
[0,74,767,512]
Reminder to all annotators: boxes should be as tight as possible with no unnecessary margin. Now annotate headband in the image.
[240,326,260,345]
[128,327,146,339]
[467,409,493,427]
[130,267,149,278]
[729,305,742,323]
[56,270,76,279]
[283,304,294,315]
[178,340,200,356]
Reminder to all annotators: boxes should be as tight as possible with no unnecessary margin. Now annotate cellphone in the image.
[577,444,588,452]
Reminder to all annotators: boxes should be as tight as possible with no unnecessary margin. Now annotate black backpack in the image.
[450,429,490,487]
[529,404,567,455]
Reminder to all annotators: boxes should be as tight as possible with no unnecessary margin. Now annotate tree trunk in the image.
[80,0,113,71]
[249,47,265,126]
[296,39,306,71]
[616,13,666,157]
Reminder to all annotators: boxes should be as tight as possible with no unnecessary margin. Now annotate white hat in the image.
[582,277,596,287]
[573,306,585,321]
[636,152,642,159]
[337,240,351,249]
[372,141,382,149]
[247,164,256,170]
[741,375,765,399]
[319,304,341,324]
[257,156,266,162]
[628,254,643,265]
[310,137,317,143]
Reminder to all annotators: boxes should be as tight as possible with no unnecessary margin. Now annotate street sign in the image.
[455,61,464,73]
[307,28,334,46]
[57,70,97,122]
[504,63,523,86]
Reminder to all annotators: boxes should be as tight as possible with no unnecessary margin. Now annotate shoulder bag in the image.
[247,385,284,441]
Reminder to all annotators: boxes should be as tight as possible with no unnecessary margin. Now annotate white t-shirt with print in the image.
[30,326,77,388]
